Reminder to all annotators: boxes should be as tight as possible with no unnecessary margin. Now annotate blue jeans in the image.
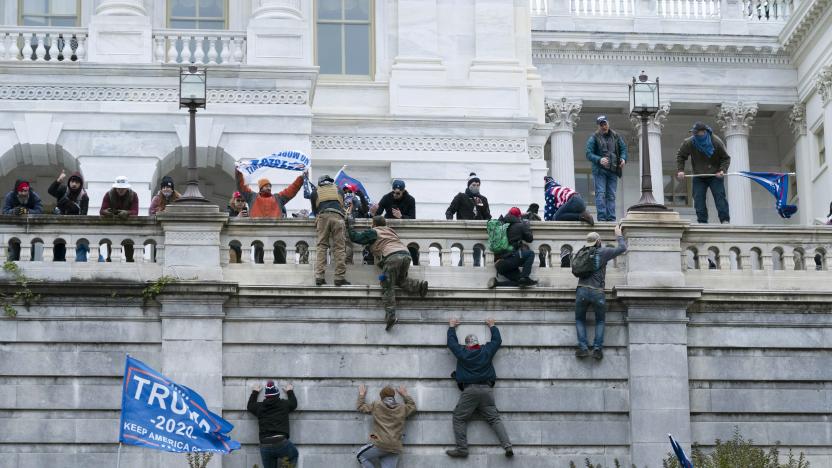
[260,440,299,468]
[593,171,618,221]
[692,176,730,223]
[553,195,586,221]
[575,287,606,350]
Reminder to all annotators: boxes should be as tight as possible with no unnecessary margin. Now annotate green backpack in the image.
[486,219,512,255]
[571,246,599,278]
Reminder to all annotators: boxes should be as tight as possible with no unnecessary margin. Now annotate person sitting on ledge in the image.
[148,176,181,215]
[235,166,305,219]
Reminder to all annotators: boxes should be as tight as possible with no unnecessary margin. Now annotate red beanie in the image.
[508,207,522,217]
[16,181,30,191]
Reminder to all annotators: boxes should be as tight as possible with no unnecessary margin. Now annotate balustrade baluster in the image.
[219,37,230,64]
[34,33,46,61]
[166,36,178,63]
[74,34,86,61]
[22,35,33,61]
[194,36,205,64]
[19,243,32,262]
[42,243,54,262]
[60,35,72,61]
[9,33,20,60]
[47,34,58,62]
[154,36,165,63]
[180,35,193,63]
[207,38,218,64]
[0,34,7,61]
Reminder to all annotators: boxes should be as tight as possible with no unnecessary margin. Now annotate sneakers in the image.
[592,348,604,360]
[505,447,514,458]
[334,279,351,286]
[419,281,429,298]
[487,277,497,289]
[518,277,538,286]
[575,347,590,358]
[315,278,326,286]
[385,311,398,331]
[579,211,595,226]
[445,448,469,458]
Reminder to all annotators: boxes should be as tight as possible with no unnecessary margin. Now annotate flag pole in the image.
[683,172,795,178]
[116,442,122,468]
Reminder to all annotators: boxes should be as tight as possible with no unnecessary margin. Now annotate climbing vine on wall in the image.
[1,260,39,318]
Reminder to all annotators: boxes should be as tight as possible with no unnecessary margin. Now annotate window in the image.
[663,172,691,207]
[316,0,373,77]
[817,128,826,168]
[168,0,227,29]
[19,0,79,26]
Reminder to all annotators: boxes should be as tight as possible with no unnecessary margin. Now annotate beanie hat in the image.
[258,178,271,190]
[392,179,405,190]
[467,172,481,187]
[160,176,174,190]
[379,386,396,399]
[16,181,30,191]
[528,203,539,213]
[508,207,522,217]
[264,380,279,398]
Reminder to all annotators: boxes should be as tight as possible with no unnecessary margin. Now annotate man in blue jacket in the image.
[585,115,628,222]
[446,317,512,459]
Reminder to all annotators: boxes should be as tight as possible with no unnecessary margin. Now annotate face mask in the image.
[468,186,479,195]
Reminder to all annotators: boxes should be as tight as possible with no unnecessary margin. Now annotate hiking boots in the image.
[385,311,398,331]
[445,448,469,458]
[334,279,351,286]
[579,211,595,226]
[419,281,429,298]
[592,348,604,360]
[315,278,326,286]
[575,347,590,358]
[518,277,538,286]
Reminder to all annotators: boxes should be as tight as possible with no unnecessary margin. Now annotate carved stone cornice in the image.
[533,47,790,66]
[544,97,582,132]
[780,0,832,52]
[816,66,832,105]
[0,86,309,105]
[717,101,758,137]
[788,103,807,137]
[630,103,671,137]
[311,136,528,153]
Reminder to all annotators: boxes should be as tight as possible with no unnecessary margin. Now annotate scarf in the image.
[382,397,399,409]
[693,129,715,157]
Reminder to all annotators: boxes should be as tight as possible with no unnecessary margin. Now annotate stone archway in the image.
[0,143,81,214]
[151,146,237,209]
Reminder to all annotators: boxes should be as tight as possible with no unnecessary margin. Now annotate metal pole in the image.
[628,111,668,212]
[116,442,122,468]
[177,103,208,203]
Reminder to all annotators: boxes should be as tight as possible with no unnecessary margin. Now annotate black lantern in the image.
[628,71,668,212]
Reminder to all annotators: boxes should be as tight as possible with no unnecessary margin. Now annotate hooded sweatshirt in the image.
[356,394,417,453]
[3,179,44,214]
[247,390,298,442]
[48,172,89,215]
[446,188,491,220]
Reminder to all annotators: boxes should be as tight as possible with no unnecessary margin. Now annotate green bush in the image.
[663,428,809,468]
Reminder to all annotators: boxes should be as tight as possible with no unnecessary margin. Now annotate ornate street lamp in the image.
[176,65,209,203]
[627,71,669,212]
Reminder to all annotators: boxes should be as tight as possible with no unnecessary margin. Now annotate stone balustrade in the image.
[531,0,795,22]
[657,0,721,18]
[741,0,794,20]
[152,29,247,66]
[0,27,87,62]
[573,0,637,16]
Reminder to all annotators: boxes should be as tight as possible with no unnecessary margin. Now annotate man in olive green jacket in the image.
[676,121,732,224]
[356,384,417,468]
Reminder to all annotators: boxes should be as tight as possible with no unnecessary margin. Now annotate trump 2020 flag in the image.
[335,167,373,205]
[119,355,240,454]
[738,171,798,219]
[669,434,693,468]
[237,150,310,175]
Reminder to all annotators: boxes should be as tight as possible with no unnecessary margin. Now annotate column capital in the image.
[717,101,758,137]
[95,0,147,16]
[816,65,832,105]
[630,103,670,136]
[544,97,582,132]
[788,103,807,137]
[252,0,303,20]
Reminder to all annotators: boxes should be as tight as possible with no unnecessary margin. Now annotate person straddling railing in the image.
[487,207,537,288]
[248,380,299,468]
[585,115,628,222]
[148,176,181,215]
[543,176,594,225]
[309,174,350,287]
[522,203,542,221]
[234,166,305,219]
[48,170,89,261]
[446,172,491,266]
[348,215,428,330]
[446,317,513,459]
[356,384,416,468]
[676,121,732,224]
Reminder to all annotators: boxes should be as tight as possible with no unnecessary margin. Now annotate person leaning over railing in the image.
[3,179,44,261]
[99,176,139,262]
[356,384,416,468]
[148,176,181,215]
[47,170,90,261]
[446,172,491,267]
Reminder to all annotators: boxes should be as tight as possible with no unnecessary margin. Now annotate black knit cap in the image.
[160,176,174,190]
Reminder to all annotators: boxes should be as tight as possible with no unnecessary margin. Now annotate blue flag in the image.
[738,171,798,219]
[669,434,693,468]
[335,168,373,205]
[119,355,241,454]
[238,150,310,174]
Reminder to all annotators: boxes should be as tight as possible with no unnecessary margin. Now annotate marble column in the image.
[717,101,758,225]
[95,0,146,15]
[818,68,832,220]
[789,103,812,225]
[544,98,582,189]
[252,0,302,19]
[630,103,670,205]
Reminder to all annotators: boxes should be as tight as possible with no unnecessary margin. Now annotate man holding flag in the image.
[676,122,732,224]
[235,153,308,219]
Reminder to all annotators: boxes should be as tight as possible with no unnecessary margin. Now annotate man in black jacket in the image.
[371,179,416,220]
[446,317,512,458]
[248,380,299,468]
[446,172,491,266]
[487,207,537,288]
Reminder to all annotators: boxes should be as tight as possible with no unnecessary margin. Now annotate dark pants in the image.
[260,440,299,468]
[381,252,422,313]
[553,194,586,221]
[495,249,534,283]
[692,176,730,223]
[575,286,606,350]
[452,385,511,451]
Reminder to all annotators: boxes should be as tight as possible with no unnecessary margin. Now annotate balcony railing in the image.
[0,27,87,63]
[658,0,721,18]
[152,29,246,65]
[573,0,636,16]
[531,0,795,21]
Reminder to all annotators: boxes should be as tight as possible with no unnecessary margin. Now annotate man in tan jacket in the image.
[356,384,417,468]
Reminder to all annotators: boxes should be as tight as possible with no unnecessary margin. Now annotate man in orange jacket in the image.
[235,167,306,218]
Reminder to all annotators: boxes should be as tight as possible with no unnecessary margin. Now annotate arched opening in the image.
[792,248,805,271]
[538,244,552,268]
[685,247,699,270]
[407,242,420,266]
[143,240,157,263]
[228,240,242,264]
[273,241,287,264]
[152,146,237,209]
[560,244,573,268]
[729,247,741,271]
[473,243,487,267]
[814,248,826,271]
[771,247,784,271]
[429,243,442,266]
[251,240,264,264]
[707,247,720,270]
[295,241,309,265]
[750,247,763,271]
[0,143,82,215]
[451,243,463,266]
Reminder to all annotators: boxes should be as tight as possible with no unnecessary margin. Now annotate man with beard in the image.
[3,179,43,216]
[446,172,491,266]
[48,170,90,261]
[371,179,416,220]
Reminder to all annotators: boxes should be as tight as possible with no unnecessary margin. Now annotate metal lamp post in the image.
[176,65,209,204]
[627,71,669,212]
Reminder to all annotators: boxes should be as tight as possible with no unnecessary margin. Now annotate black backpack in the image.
[571,246,599,279]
